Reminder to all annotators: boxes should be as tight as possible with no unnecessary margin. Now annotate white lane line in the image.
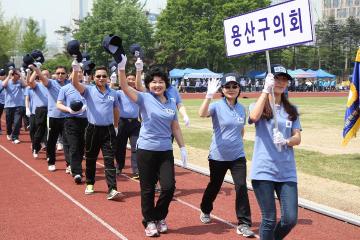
[0,144,128,240]
[96,162,259,238]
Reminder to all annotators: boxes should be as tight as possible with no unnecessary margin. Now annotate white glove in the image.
[180,147,188,168]
[135,58,143,71]
[72,59,81,72]
[25,68,31,75]
[273,129,288,146]
[183,115,190,127]
[110,72,117,83]
[262,73,275,94]
[117,54,127,70]
[21,71,26,80]
[114,127,118,135]
[34,62,42,68]
[25,108,31,117]
[206,78,221,99]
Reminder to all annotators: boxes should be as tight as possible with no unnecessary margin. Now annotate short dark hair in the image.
[95,66,108,72]
[127,71,136,77]
[55,66,67,72]
[144,67,170,89]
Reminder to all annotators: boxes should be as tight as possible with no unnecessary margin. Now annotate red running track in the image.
[0,124,359,239]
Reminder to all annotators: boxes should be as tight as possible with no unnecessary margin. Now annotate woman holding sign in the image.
[198,74,254,238]
[248,64,301,240]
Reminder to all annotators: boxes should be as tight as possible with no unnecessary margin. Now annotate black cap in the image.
[269,64,292,80]
[23,54,35,66]
[70,100,83,112]
[102,34,125,63]
[82,52,90,62]
[0,69,6,76]
[221,73,240,86]
[5,62,15,71]
[109,60,117,73]
[129,43,143,59]
[66,40,83,62]
[82,60,95,76]
[30,50,45,63]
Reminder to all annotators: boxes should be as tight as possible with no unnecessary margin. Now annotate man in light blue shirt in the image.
[72,62,121,200]
[0,69,6,135]
[1,68,26,143]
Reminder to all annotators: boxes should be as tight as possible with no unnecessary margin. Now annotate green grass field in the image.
[181,97,360,187]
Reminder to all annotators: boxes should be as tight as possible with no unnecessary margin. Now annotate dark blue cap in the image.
[102,34,125,64]
[70,100,83,112]
[67,40,83,62]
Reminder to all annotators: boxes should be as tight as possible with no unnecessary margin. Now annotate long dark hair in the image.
[261,93,299,121]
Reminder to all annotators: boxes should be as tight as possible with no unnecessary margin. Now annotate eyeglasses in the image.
[55,72,66,75]
[223,85,239,89]
[95,75,108,79]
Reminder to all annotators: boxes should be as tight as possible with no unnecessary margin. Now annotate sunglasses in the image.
[223,85,239,89]
[95,75,108,79]
[56,72,66,75]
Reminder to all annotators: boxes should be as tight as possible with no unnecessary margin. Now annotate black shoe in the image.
[74,174,82,184]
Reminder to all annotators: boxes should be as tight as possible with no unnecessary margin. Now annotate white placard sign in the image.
[224,0,313,57]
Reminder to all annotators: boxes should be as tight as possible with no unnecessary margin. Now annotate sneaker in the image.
[132,173,140,180]
[200,211,211,224]
[116,168,122,176]
[48,165,56,172]
[13,139,20,144]
[56,143,63,151]
[156,219,168,233]
[236,224,255,238]
[85,184,94,195]
[6,135,11,141]
[74,174,82,184]
[32,150,38,158]
[107,189,121,200]
[40,142,46,151]
[145,221,159,237]
[65,165,72,174]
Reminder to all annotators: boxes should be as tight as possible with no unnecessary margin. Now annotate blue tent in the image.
[170,68,222,78]
[247,70,264,79]
[255,72,266,79]
[169,68,185,78]
[315,69,336,79]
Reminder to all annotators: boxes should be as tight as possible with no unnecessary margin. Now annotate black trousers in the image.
[0,103,4,131]
[5,106,24,140]
[47,117,65,165]
[85,123,117,192]
[64,117,87,176]
[32,107,47,153]
[29,114,36,149]
[137,149,175,227]
[115,118,140,174]
[200,157,252,226]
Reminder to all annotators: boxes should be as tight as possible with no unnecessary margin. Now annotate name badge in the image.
[237,117,244,124]
[107,96,114,101]
[164,108,175,115]
[286,120,292,128]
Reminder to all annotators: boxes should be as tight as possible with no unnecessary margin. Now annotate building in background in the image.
[323,0,360,21]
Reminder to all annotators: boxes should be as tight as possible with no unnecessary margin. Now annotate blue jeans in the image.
[252,180,298,240]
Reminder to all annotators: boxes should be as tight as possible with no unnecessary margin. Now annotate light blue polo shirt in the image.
[116,90,139,119]
[136,92,178,151]
[0,80,5,104]
[82,84,119,125]
[208,98,246,161]
[31,82,48,109]
[24,87,34,114]
[249,103,302,183]
[57,83,87,118]
[166,85,182,105]
[3,79,25,108]
[46,79,70,118]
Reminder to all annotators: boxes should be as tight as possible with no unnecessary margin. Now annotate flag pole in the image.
[266,50,281,151]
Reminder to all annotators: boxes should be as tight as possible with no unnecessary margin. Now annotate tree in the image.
[42,53,72,73]
[20,18,46,54]
[74,0,154,67]
[154,0,270,73]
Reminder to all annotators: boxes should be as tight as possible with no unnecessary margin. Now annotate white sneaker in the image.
[65,165,72,174]
[48,165,56,172]
[13,139,21,144]
[6,135,12,140]
[145,222,159,237]
[200,211,211,224]
[32,150,38,158]
[156,219,168,233]
[56,143,63,151]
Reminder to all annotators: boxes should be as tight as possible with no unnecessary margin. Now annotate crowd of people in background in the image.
[175,76,346,93]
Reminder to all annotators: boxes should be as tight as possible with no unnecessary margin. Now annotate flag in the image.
[342,48,360,145]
